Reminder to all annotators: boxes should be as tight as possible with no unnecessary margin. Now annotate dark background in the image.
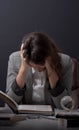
[0,0,79,106]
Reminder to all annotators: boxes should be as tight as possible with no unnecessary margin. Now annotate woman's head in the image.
[22,32,59,63]
[21,32,62,76]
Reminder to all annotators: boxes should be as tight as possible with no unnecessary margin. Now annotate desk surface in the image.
[0,107,79,130]
[0,116,63,130]
[0,107,63,130]
[0,116,79,130]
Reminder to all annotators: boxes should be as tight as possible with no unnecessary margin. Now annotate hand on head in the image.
[20,44,26,60]
[20,44,29,68]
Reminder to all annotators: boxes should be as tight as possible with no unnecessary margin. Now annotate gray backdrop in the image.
[0,0,79,106]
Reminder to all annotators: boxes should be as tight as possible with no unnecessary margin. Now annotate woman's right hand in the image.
[20,43,29,70]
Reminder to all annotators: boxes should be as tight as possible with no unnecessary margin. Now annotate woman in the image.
[6,32,73,109]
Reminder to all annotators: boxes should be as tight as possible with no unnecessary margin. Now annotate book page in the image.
[18,105,53,115]
[0,90,18,112]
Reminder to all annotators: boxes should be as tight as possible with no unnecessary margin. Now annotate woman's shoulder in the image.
[9,51,21,65]
[8,51,21,69]
[59,53,73,69]
[9,51,20,58]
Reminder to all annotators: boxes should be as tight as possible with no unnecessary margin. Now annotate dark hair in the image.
[22,32,62,77]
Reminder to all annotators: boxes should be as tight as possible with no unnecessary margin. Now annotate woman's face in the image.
[29,61,45,72]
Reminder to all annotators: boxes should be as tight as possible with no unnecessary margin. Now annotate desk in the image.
[0,113,60,130]
[0,107,64,130]
[0,107,79,130]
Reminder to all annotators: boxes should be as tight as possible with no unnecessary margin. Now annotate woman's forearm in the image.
[45,60,59,89]
[47,69,59,89]
[16,44,29,89]
[16,64,28,89]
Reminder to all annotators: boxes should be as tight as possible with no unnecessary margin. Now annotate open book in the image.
[0,90,53,115]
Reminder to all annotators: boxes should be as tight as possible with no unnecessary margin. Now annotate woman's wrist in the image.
[47,71,53,77]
